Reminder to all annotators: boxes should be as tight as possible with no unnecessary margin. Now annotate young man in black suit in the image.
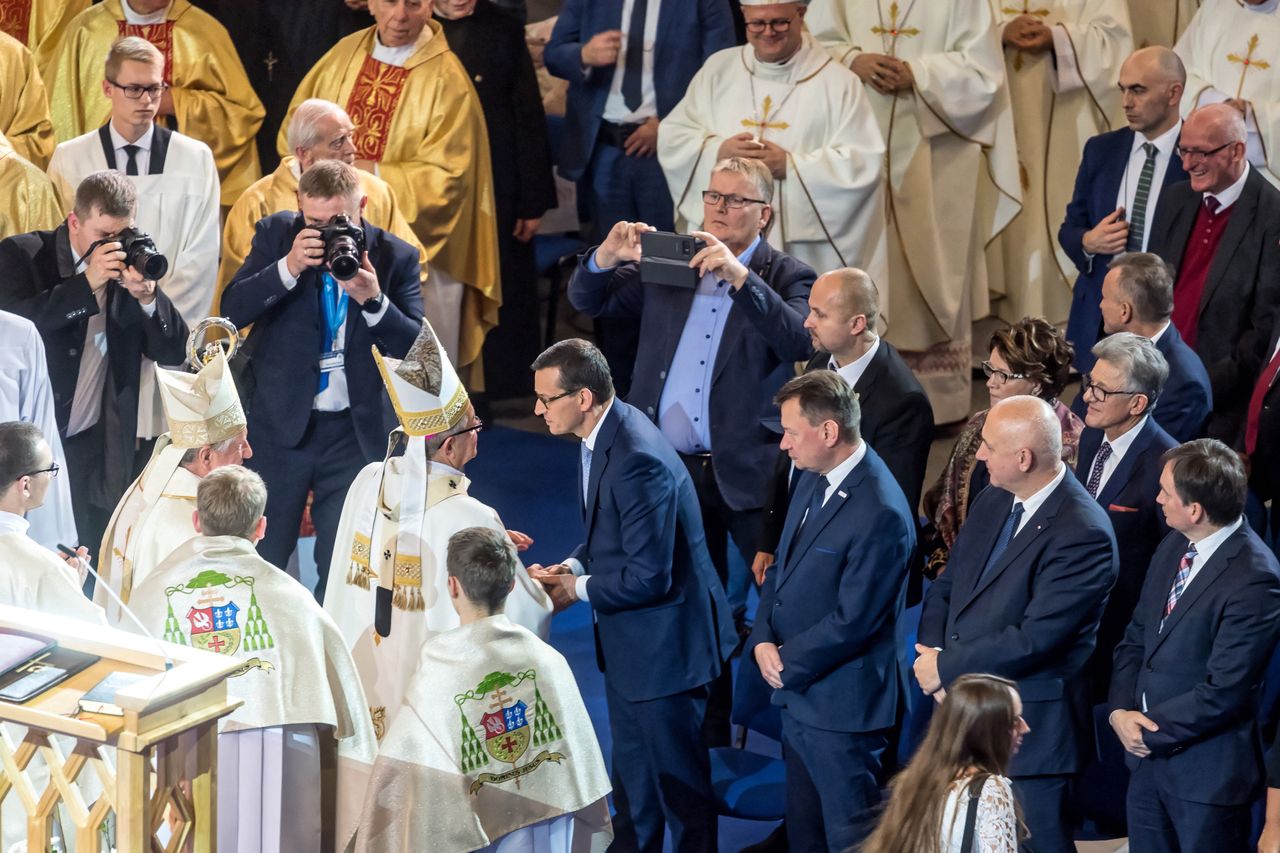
[221,159,423,597]
[1109,440,1280,852]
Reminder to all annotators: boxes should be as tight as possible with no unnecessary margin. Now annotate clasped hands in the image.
[526,562,579,612]
[1002,15,1054,53]
[596,220,751,288]
[717,133,788,180]
[851,53,914,96]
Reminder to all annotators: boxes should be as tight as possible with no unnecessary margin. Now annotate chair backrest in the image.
[731,661,782,742]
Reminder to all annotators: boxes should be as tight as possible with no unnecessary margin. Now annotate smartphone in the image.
[639,231,707,289]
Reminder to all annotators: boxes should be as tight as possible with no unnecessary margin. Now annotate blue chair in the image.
[709,662,786,822]
[531,113,587,348]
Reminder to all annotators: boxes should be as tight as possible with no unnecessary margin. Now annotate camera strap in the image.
[318,272,349,392]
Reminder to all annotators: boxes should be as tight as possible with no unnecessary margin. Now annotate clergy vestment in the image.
[326,436,552,741]
[0,312,78,551]
[47,0,264,207]
[215,156,429,315]
[0,133,61,238]
[988,0,1132,326]
[0,0,90,81]
[0,30,53,169]
[809,0,1021,424]
[0,513,102,622]
[658,33,889,297]
[1176,0,1280,185]
[281,22,501,372]
[1129,0,1199,48]
[124,535,378,852]
[353,614,612,853]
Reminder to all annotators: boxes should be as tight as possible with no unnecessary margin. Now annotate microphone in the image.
[58,544,174,671]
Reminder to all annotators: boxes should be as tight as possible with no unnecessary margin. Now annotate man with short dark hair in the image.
[222,158,424,593]
[528,337,736,853]
[748,369,915,850]
[1110,439,1280,852]
[0,169,187,558]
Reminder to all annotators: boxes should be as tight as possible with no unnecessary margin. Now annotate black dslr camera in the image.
[86,227,169,281]
[316,214,366,281]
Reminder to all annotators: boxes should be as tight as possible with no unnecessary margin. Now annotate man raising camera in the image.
[0,169,188,559]
[222,159,424,598]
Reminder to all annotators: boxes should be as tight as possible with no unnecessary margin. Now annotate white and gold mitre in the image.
[154,350,246,449]
[372,320,469,437]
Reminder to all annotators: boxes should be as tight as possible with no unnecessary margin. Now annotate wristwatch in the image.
[359,292,385,314]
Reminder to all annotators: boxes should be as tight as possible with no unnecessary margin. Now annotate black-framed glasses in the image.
[17,462,59,480]
[1175,142,1233,162]
[454,418,484,436]
[702,190,767,210]
[106,79,169,101]
[535,389,579,408]
[1081,375,1143,403]
[981,361,1026,385]
[744,16,795,33]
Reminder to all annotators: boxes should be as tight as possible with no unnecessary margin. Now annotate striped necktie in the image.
[1160,543,1197,631]
[1126,143,1158,252]
[1085,442,1113,498]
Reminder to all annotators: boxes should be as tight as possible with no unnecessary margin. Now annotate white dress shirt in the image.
[601,0,660,123]
[1014,465,1068,536]
[1183,516,1244,589]
[1114,120,1181,252]
[830,336,880,391]
[1205,162,1251,212]
[1089,415,1149,498]
[564,398,616,602]
[1148,321,1171,346]
[108,122,155,176]
[813,440,867,511]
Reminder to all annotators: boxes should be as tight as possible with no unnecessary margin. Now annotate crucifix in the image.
[740,95,791,142]
[1228,34,1270,99]
[264,51,279,83]
[871,1,919,57]
[1002,1,1051,70]
[489,688,512,711]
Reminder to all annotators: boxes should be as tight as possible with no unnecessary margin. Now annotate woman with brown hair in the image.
[862,674,1029,853]
[921,317,1081,575]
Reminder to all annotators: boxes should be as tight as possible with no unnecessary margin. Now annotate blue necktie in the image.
[978,502,1024,585]
[580,442,593,507]
[797,475,829,536]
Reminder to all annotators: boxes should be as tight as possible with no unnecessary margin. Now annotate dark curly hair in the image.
[988,317,1074,400]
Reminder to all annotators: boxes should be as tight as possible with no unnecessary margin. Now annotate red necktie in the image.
[1245,346,1280,454]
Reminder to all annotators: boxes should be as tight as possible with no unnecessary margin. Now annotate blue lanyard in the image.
[320,272,348,353]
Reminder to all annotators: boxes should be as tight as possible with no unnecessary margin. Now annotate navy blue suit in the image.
[572,399,736,852]
[1109,525,1280,851]
[1058,127,1188,371]
[748,447,915,851]
[221,211,423,591]
[920,473,1118,852]
[1075,419,1176,699]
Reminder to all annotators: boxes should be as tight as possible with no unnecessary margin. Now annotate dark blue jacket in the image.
[1058,127,1188,371]
[573,400,737,702]
[544,0,735,181]
[1110,524,1280,805]
[747,447,916,733]
[920,473,1119,775]
[567,238,814,511]
[221,211,424,460]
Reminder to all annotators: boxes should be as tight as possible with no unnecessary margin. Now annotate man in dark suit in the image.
[747,370,915,850]
[545,0,735,395]
[1085,252,1212,442]
[1076,333,1177,699]
[916,395,1119,852]
[1109,440,1280,852]
[528,338,737,853]
[221,160,423,596]
[753,267,932,581]
[1059,46,1188,372]
[567,157,814,638]
[1146,104,1280,443]
[0,170,187,558]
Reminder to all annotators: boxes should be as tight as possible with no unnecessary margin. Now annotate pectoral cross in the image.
[263,51,279,83]
[1002,1,1050,71]
[1228,34,1270,99]
[741,95,790,142]
[871,2,919,56]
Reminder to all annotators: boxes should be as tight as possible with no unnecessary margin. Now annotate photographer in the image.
[222,159,423,598]
[0,169,187,559]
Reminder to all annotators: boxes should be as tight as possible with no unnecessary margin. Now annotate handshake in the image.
[505,528,581,613]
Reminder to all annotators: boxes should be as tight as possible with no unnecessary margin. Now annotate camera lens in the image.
[327,236,361,281]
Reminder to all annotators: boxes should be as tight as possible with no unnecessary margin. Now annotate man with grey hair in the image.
[1075,333,1178,698]
[918,395,1118,851]
[1148,103,1280,443]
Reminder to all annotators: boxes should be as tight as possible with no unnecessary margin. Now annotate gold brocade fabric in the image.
[214,156,430,313]
[0,135,61,238]
[0,32,53,169]
[3,0,88,80]
[46,0,265,206]
[280,23,501,370]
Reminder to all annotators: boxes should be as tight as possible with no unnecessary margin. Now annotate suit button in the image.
[659,370,667,380]
[68,348,78,357]
[951,633,959,641]
[1146,664,1154,672]
[646,406,655,416]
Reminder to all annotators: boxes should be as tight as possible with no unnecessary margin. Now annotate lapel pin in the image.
[838,490,847,499]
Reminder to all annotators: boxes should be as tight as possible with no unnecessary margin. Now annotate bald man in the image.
[917,395,1118,852]
[1059,47,1190,371]
[1147,103,1280,443]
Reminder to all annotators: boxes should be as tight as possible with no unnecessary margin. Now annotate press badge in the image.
[320,350,345,372]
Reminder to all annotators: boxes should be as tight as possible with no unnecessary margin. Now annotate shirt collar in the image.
[0,511,29,536]
[1206,162,1250,211]
[830,336,880,388]
[737,234,762,266]
[1017,464,1067,521]
[1136,119,1181,155]
[122,0,170,24]
[1190,516,1244,562]
[109,121,155,153]
[583,397,616,452]
[1102,415,1149,461]
[1244,0,1280,13]
[821,440,867,492]
[1148,321,1171,345]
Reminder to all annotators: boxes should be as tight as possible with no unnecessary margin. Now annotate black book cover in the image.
[0,646,101,704]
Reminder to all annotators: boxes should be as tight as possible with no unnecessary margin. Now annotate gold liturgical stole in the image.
[345,55,410,162]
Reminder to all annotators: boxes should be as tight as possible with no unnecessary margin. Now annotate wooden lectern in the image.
[0,604,243,852]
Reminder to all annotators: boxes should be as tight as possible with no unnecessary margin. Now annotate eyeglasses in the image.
[1175,142,1233,162]
[744,16,795,33]
[16,462,59,480]
[107,79,170,101]
[981,361,1026,386]
[454,418,484,436]
[1081,375,1143,403]
[702,190,768,210]
[535,389,579,408]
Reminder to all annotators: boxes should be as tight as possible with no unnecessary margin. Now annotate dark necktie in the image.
[123,144,140,176]
[1126,142,1157,252]
[1085,441,1113,498]
[797,474,829,536]
[621,0,647,111]
[978,502,1024,585]
[1160,543,1197,631]
[1246,345,1280,455]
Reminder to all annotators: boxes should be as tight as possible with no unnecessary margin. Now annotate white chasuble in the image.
[325,437,553,742]
[809,0,1021,423]
[1129,0,1200,48]
[0,530,104,623]
[658,34,888,287]
[353,615,612,853]
[1177,0,1280,185]
[988,0,1132,326]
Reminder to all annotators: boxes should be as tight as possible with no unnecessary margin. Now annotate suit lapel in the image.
[1201,174,1257,312]
[583,405,621,537]
[1101,129,1133,204]
[1148,530,1245,657]
[959,481,1066,611]
[711,240,771,386]
[777,462,865,589]
[1095,421,1155,508]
